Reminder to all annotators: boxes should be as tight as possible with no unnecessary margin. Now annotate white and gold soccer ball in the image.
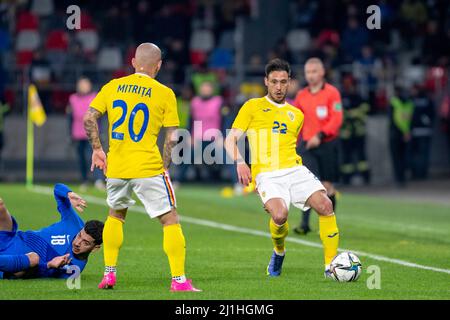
[330,252,362,282]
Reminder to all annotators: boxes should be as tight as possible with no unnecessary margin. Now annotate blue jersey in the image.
[0,184,87,279]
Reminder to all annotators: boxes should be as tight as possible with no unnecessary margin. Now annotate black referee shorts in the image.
[297,138,340,183]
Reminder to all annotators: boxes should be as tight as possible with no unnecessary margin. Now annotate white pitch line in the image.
[32,185,450,275]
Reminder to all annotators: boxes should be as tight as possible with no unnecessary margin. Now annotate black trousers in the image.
[410,136,431,180]
[389,131,408,185]
[341,135,370,184]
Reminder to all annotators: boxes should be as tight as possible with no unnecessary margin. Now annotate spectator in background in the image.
[389,87,414,187]
[410,84,435,180]
[30,50,52,114]
[400,0,428,49]
[340,76,370,185]
[133,0,154,44]
[291,0,318,28]
[190,81,223,181]
[400,0,428,28]
[353,45,382,112]
[422,21,444,64]
[165,38,189,84]
[341,17,369,63]
[67,76,105,191]
[191,62,219,95]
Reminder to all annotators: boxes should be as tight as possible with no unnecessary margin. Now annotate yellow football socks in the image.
[103,215,124,271]
[269,218,289,254]
[319,214,339,266]
[163,223,186,278]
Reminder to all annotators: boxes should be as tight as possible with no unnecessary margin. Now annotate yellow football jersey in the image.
[232,96,304,179]
[90,73,179,179]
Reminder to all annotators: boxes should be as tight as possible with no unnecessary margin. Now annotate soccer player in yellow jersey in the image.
[225,59,339,278]
[83,43,200,291]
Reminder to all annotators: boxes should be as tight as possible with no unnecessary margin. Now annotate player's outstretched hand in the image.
[68,192,87,213]
[91,148,107,175]
[237,163,252,186]
[47,254,72,269]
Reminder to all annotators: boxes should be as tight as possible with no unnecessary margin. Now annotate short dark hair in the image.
[84,220,104,245]
[265,58,291,77]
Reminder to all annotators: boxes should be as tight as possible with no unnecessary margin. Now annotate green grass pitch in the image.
[0,183,449,300]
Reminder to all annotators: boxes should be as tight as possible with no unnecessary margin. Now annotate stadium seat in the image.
[76,30,99,53]
[112,68,129,79]
[218,30,235,50]
[47,50,67,76]
[209,48,233,70]
[286,29,311,52]
[31,0,54,17]
[16,11,39,32]
[189,29,214,52]
[4,88,16,109]
[16,30,40,51]
[51,89,71,113]
[190,50,208,66]
[45,30,68,51]
[30,64,52,84]
[97,47,122,71]
[79,11,96,30]
[0,28,10,51]
[16,51,34,66]
[124,45,136,65]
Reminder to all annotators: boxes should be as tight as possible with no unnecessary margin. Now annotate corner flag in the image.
[28,84,47,126]
[26,84,47,188]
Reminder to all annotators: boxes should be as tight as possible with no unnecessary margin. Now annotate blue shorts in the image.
[0,216,19,253]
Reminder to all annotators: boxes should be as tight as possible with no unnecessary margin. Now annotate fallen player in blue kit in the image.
[0,183,103,279]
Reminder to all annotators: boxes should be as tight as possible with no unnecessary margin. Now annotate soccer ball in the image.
[329,252,362,282]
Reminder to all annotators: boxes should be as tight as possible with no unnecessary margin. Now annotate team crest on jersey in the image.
[287,111,295,121]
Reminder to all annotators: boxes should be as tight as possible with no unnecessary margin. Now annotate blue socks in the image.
[0,254,31,273]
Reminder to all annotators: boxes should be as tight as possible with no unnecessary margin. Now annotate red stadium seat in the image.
[51,90,71,113]
[190,50,208,66]
[112,68,129,79]
[16,51,34,66]
[4,89,16,110]
[124,45,136,65]
[45,30,68,50]
[78,11,96,31]
[16,11,39,32]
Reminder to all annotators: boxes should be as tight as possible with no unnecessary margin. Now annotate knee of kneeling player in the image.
[317,198,334,216]
[26,252,40,268]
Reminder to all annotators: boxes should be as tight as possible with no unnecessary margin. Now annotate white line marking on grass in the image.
[32,185,450,275]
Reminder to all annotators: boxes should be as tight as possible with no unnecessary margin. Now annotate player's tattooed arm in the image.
[83,107,103,150]
[163,126,178,170]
